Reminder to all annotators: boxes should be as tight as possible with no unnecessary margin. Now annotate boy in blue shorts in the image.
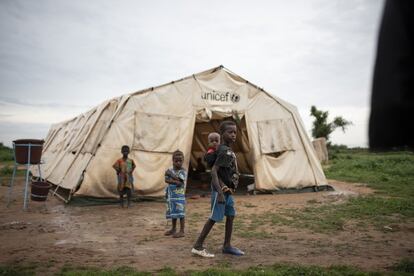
[191,120,243,258]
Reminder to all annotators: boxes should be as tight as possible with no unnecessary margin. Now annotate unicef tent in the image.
[32,66,327,201]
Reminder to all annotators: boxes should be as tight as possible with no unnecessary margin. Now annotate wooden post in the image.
[312,137,329,163]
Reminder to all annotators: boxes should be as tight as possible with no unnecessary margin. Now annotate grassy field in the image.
[1,260,413,276]
[1,147,413,275]
[211,149,414,236]
[0,144,27,178]
[0,143,13,162]
[326,148,414,198]
[255,149,413,233]
[322,149,414,230]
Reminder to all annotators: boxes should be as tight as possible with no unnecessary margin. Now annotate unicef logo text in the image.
[201,90,241,103]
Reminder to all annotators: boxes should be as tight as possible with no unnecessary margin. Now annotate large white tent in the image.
[33,66,327,201]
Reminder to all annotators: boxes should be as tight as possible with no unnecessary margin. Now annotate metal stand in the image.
[7,142,43,210]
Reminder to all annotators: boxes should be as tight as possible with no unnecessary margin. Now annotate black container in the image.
[31,181,51,201]
[13,139,44,164]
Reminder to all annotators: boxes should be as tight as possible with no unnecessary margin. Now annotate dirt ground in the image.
[0,179,413,274]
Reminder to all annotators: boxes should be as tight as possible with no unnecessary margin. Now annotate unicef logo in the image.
[231,93,240,103]
[201,90,241,103]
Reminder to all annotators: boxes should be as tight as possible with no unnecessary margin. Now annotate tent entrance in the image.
[186,117,255,197]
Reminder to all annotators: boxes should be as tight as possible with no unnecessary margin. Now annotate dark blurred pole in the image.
[369,0,414,150]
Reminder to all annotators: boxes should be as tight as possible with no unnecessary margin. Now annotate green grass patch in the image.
[58,265,151,276]
[0,160,14,167]
[0,143,13,162]
[0,165,14,175]
[299,149,414,232]
[2,262,399,276]
[276,196,413,232]
[0,165,29,177]
[158,266,180,276]
[325,150,414,198]
[0,143,27,178]
[233,150,414,233]
[0,263,37,276]
[191,263,379,275]
[4,261,414,275]
[390,258,414,273]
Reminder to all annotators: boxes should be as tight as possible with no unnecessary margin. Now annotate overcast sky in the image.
[0,0,384,147]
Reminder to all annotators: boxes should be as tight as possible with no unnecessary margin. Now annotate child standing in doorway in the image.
[204,132,220,168]
[192,120,243,257]
[165,150,187,238]
[112,145,136,208]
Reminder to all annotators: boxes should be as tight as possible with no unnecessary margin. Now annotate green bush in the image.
[0,142,13,161]
[0,166,14,176]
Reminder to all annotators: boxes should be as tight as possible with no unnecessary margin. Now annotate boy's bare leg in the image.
[165,218,177,235]
[222,216,244,255]
[223,216,234,248]
[193,218,215,249]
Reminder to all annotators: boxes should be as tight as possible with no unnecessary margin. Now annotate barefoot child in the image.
[192,121,243,257]
[204,132,220,168]
[112,145,136,208]
[165,150,187,238]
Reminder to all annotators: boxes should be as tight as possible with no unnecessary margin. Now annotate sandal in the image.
[164,229,176,236]
[222,246,244,256]
[173,232,185,238]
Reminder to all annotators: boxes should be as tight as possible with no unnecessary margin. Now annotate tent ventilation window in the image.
[265,151,287,159]
[133,112,182,153]
[257,118,299,154]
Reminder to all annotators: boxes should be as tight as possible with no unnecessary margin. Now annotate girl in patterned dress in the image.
[164,150,187,238]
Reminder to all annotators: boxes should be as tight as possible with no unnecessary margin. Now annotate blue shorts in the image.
[210,191,236,222]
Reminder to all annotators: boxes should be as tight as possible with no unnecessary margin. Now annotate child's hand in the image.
[218,192,225,204]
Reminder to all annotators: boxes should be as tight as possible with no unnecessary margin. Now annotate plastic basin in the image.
[31,181,51,201]
[13,139,44,164]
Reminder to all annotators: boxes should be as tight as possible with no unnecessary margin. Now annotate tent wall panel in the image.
[59,153,92,190]
[76,113,196,197]
[46,153,76,184]
[257,118,300,154]
[133,113,183,153]
[98,110,135,150]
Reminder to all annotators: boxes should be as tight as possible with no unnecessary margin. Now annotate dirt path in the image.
[0,179,413,274]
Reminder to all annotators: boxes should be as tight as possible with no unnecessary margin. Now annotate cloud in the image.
[0,97,91,109]
[0,99,89,124]
[0,121,50,147]
[0,0,385,147]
